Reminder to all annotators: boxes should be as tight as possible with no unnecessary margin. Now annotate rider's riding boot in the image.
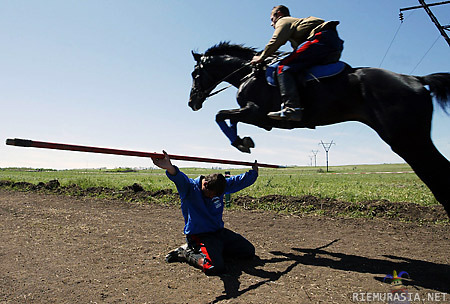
[267,72,303,121]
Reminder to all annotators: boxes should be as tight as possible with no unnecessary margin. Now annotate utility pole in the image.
[319,140,335,172]
[399,0,450,47]
[311,149,319,167]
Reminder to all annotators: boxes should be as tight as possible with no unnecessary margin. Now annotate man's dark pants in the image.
[186,228,255,275]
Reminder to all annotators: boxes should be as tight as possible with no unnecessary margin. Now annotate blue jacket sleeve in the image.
[224,169,258,194]
[166,166,192,199]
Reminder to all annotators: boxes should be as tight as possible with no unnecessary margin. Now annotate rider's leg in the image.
[268,30,344,122]
[266,39,314,122]
[267,70,304,121]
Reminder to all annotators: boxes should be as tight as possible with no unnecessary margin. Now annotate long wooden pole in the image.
[6,138,282,168]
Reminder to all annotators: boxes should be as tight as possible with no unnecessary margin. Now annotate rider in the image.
[250,5,344,122]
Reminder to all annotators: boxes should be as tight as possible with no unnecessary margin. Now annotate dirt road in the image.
[1,190,449,303]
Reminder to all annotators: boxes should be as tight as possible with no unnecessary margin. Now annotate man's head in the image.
[270,5,290,27]
[201,173,226,198]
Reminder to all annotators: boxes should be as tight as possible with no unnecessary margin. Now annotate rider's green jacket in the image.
[260,16,325,59]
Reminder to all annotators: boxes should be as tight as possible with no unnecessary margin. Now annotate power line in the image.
[410,33,443,73]
[379,22,403,68]
[379,9,419,68]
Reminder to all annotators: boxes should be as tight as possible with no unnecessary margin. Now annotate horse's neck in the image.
[217,59,252,88]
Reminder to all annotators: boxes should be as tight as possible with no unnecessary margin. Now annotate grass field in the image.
[0,163,438,206]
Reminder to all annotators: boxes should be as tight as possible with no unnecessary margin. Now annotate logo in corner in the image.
[383,270,410,304]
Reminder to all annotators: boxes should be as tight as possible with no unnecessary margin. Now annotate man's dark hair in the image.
[204,173,226,195]
[273,5,290,17]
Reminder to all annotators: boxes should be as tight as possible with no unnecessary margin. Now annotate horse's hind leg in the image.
[364,72,450,218]
[391,137,450,217]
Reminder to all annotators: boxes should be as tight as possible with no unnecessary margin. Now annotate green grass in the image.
[0,163,438,206]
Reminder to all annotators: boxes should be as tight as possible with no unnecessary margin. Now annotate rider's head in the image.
[271,5,290,27]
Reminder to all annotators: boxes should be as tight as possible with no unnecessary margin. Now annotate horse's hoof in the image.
[242,137,255,148]
[237,145,251,153]
[232,137,251,153]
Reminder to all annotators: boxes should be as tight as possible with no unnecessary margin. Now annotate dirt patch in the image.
[234,195,448,223]
[1,180,448,223]
[0,189,449,303]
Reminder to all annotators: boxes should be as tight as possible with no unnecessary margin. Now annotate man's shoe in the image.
[165,244,188,263]
[267,107,303,121]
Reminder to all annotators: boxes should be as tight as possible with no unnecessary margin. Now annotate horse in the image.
[188,42,450,217]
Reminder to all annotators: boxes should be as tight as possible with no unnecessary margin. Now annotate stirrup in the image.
[267,107,303,121]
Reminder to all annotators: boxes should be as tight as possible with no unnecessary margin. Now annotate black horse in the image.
[188,42,450,217]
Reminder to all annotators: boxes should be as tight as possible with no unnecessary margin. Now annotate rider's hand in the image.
[250,55,264,65]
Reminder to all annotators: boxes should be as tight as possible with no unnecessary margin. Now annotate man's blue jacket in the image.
[167,167,258,235]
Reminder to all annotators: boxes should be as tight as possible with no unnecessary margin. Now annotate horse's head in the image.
[189,43,257,111]
[188,51,214,111]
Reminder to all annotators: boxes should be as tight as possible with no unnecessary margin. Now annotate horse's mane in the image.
[204,42,256,60]
[204,41,284,62]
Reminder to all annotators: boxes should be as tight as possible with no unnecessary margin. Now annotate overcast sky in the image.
[1,0,449,169]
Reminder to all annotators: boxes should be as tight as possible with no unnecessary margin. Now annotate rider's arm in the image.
[259,18,293,60]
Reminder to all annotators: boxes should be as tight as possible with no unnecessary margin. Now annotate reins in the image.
[202,52,291,98]
[205,62,252,98]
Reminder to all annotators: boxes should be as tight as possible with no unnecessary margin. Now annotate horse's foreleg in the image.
[215,117,255,153]
[216,120,238,144]
[215,105,259,153]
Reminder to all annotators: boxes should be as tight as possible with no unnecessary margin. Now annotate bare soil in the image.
[1,189,449,304]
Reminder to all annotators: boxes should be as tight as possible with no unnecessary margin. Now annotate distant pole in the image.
[400,0,450,47]
[319,140,335,172]
[311,150,319,167]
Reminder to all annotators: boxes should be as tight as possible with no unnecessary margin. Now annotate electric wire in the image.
[410,17,450,74]
[379,11,416,68]
[409,33,443,74]
[379,22,403,68]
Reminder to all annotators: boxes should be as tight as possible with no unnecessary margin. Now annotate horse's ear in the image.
[192,51,202,62]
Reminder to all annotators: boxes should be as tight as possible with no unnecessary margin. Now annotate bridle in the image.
[192,52,290,100]
[193,57,252,100]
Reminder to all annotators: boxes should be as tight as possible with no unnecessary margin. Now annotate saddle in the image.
[266,61,346,87]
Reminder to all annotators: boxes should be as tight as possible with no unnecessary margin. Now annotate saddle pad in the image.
[305,61,346,81]
[266,61,346,86]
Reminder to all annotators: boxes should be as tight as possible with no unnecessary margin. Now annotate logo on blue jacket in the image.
[212,197,222,209]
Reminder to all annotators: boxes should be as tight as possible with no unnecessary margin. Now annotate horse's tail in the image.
[419,73,450,113]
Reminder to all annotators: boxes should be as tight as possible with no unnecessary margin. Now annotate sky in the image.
[1,0,449,169]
